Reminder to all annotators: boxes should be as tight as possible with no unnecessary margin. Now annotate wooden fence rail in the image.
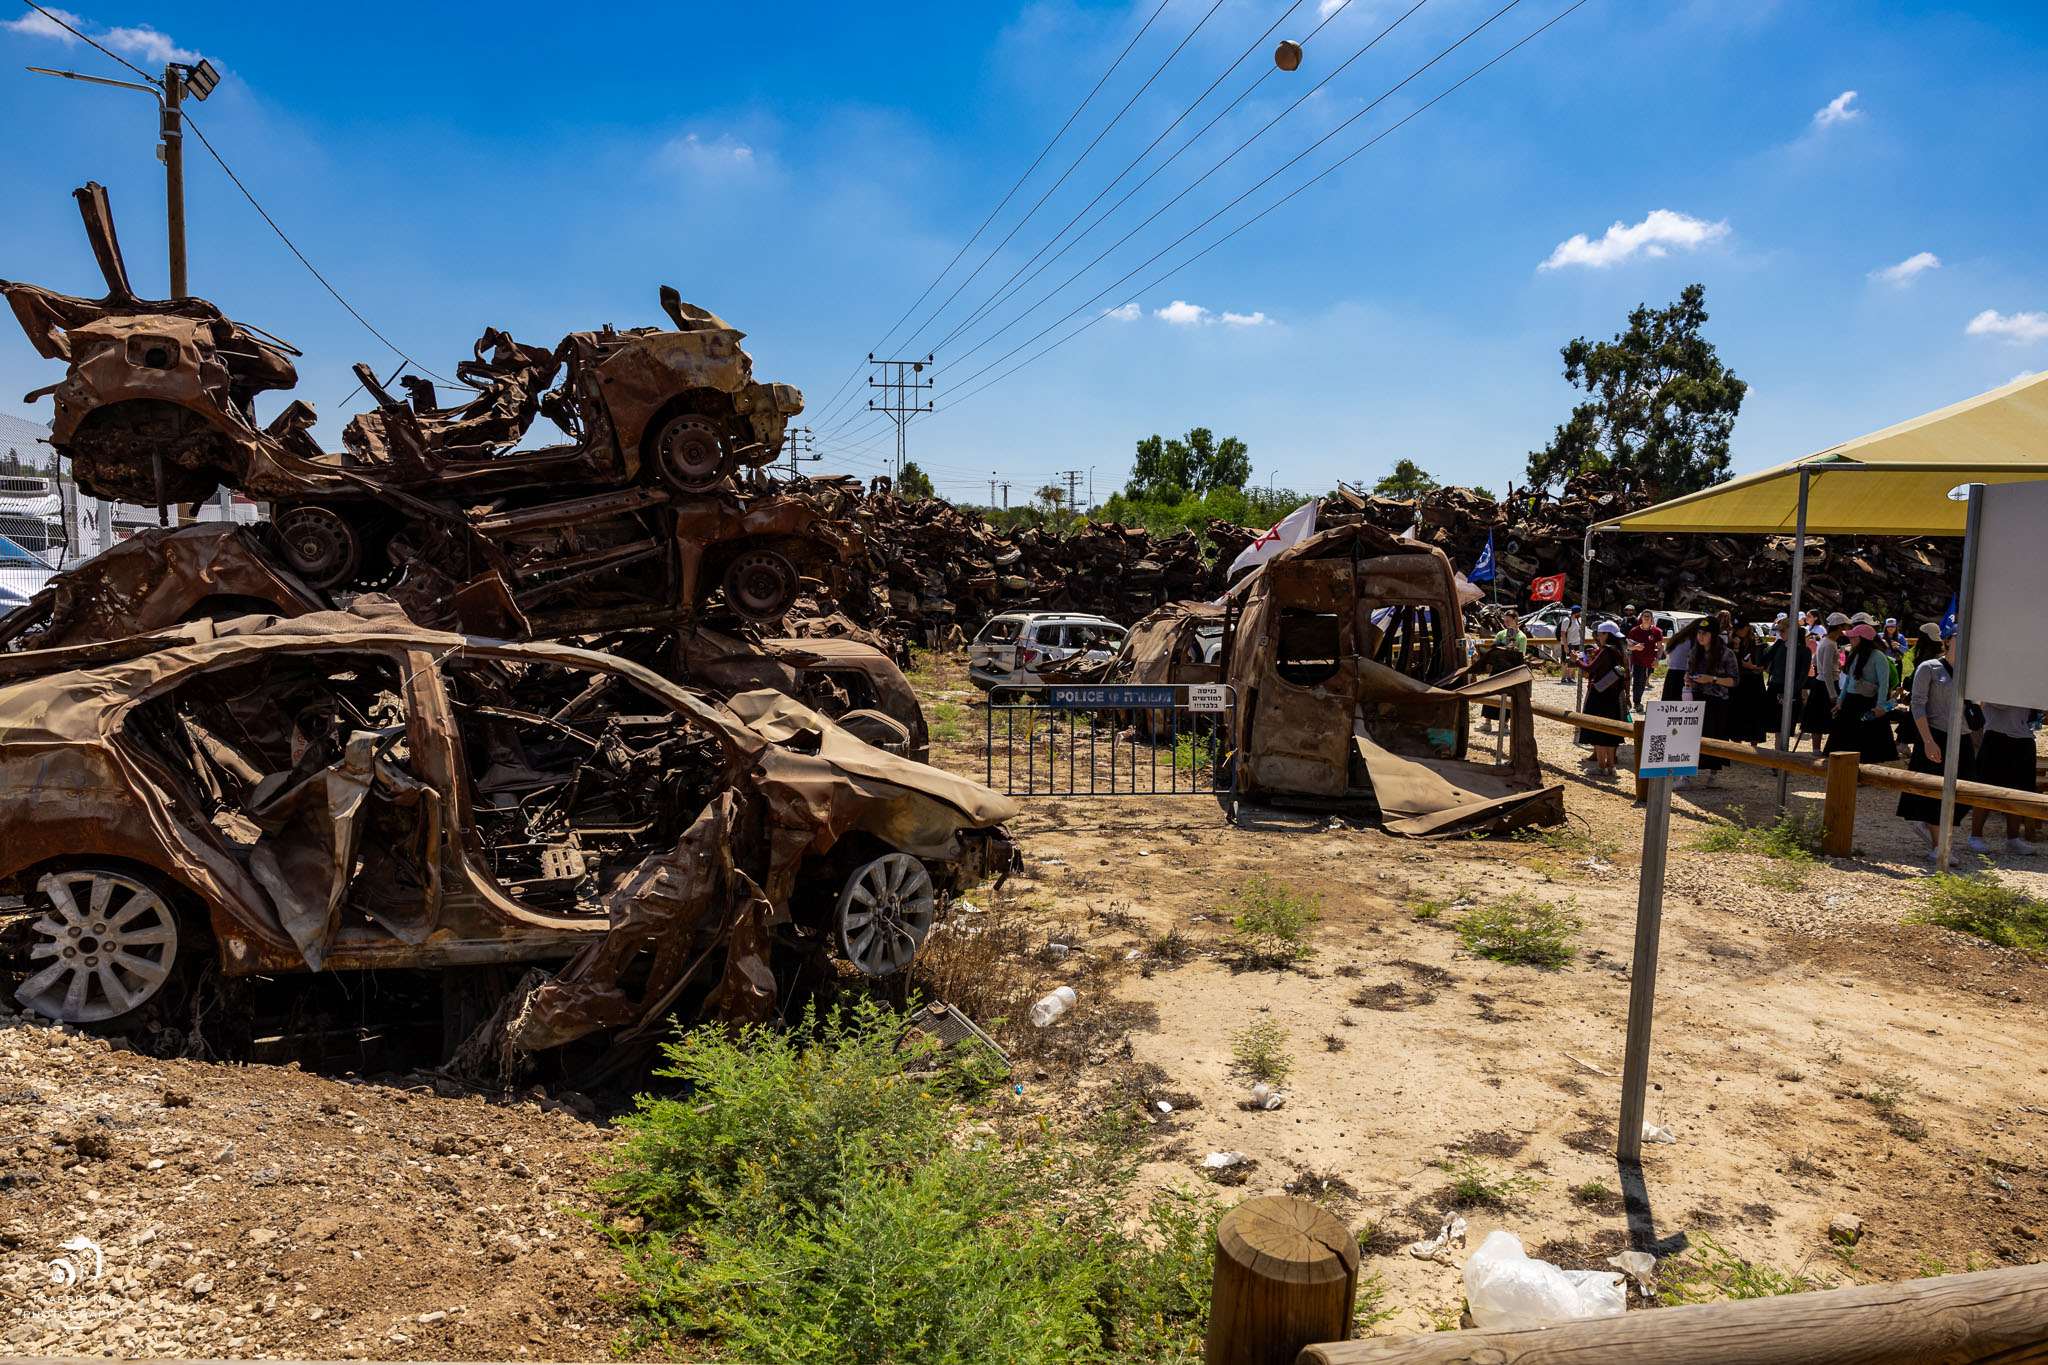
[1509,697,2048,855]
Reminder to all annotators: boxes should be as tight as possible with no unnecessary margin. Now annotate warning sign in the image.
[1639,700,1704,778]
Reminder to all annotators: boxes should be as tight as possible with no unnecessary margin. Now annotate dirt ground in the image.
[1,655,2042,1357]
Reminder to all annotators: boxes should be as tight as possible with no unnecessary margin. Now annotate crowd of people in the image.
[1539,604,2041,862]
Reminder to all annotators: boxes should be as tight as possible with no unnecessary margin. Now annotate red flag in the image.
[1529,574,1566,603]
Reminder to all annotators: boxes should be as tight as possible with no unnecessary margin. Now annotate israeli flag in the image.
[1471,530,1496,583]
[1940,594,1957,638]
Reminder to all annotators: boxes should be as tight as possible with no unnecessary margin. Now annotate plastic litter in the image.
[1155,1100,1173,1114]
[1607,1250,1657,1293]
[1029,986,1077,1028]
[1405,1213,1467,1262]
[1249,1083,1285,1110]
[1464,1230,1626,1329]
[1201,1151,1248,1169]
[1641,1121,1677,1144]
[1044,943,1072,960]
[956,900,982,915]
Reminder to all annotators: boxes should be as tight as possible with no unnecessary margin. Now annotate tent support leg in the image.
[1576,528,1595,713]
[1775,471,1812,814]
[1937,485,1984,873]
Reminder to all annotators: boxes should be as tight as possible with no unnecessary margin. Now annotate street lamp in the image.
[27,57,221,298]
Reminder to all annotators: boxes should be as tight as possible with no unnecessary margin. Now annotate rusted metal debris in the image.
[0,600,1013,1042]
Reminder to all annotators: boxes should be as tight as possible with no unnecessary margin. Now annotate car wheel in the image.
[722,549,800,621]
[272,505,362,590]
[834,853,936,977]
[652,413,733,491]
[18,867,181,1024]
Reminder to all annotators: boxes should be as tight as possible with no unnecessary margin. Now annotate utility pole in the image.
[29,58,220,299]
[1000,481,1011,510]
[988,474,998,507]
[783,425,818,480]
[1058,469,1084,520]
[867,354,934,481]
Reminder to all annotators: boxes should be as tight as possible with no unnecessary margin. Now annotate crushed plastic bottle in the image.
[1641,1121,1677,1144]
[1029,986,1077,1028]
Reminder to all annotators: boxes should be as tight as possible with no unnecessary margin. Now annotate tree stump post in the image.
[1823,749,1861,856]
[1205,1195,1359,1365]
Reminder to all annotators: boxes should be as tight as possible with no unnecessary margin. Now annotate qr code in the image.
[1645,733,1668,764]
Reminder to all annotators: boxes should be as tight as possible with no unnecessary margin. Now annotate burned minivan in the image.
[1225,524,1562,836]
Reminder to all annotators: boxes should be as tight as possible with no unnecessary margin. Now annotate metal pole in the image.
[1774,470,1812,813]
[1616,773,1674,1163]
[1936,484,1984,872]
[1576,527,1594,711]
[161,66,187,299]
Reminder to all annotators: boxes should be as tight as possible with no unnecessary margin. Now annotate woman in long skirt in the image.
[1660,622,1698,702]
[1731,621,1771,742]
[1575,622,1628,776]
[1681,619,1739,787]
[1827,625,1887,755]
[1798,624,1836,746]
[1897,636,1973,859]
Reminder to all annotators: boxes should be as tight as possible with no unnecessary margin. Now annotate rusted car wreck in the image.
[1225,524,1564,836]
[0,602,1013,1047]
[3,184,837,624]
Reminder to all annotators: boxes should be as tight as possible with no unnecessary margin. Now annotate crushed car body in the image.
[1224,524,1564,837]
[0,601,1013,1043]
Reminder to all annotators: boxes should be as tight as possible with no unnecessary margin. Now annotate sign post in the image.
[1616,699,1702,1162]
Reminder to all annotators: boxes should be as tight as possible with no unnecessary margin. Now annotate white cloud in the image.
[1813,90,1860,128]
[100,25,199,64]
[2,7,82,41]
[1871,251,1940,285]
[1103,301,1141,322]
[1318,0,1347,17]
[2012,371,2041,386]
[1155,300,1209,326]
[1219,311,1271,327]
[1966,310,2048,344]
[657,132,758,176]
[1538,209,1729,271]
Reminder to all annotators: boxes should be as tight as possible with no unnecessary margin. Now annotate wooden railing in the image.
[1504,697,2048,856]
[1202,1195,2048,1365]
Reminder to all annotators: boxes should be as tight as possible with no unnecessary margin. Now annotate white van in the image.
[968,612,1128,691]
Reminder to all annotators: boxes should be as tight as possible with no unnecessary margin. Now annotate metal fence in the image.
[981,682,1237,803]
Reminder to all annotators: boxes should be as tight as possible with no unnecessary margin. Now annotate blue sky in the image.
[2,0,2044,507]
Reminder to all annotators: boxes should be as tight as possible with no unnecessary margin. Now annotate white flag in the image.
[1227,500,1318,578]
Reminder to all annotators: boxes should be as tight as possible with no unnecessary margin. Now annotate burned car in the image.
[0,603,1012,1045]
[1225,524,1563,837]
[4,184,834,622]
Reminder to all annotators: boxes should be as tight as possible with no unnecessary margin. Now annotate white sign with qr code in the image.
[1639,700,1704,778]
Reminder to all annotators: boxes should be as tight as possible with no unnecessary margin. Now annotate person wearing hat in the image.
[1879,618,1907,667]
[1767,613,1812,742]
[1575,620,1629,776]
[1561,606,1586,683]
[1680,618,1740,787]
[1802,617,1847,750]
[1903,620,1943,682]
[1827,623,1894,760]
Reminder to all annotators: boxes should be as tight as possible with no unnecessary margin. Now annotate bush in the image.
[1226,875,1322,967]
[1907,871,2047,955]
[1228,1019,1294,1086]
[1659,1234,1829,1303]
[600,999,1220,1364]
[1456,894,1582,968]
[1691,812,1824,861]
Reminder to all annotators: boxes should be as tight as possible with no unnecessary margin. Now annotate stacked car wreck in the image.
[0,184,1010,1054]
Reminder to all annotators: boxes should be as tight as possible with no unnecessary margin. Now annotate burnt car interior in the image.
[441,656,727,916]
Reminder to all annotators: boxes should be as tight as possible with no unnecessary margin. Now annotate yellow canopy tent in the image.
[1589,369,2048,537]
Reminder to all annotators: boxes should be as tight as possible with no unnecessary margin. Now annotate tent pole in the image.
[1775,470,1812,814]
[1936,484,1984,873]
[1577,527,1595,712]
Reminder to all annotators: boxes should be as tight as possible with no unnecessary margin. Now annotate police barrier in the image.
[981,682,1237,804]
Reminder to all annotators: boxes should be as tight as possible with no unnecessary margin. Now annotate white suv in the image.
[968,612,1128,691]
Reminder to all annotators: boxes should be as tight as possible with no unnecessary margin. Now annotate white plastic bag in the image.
[1642,1121,1677,1144]
[1463,1231,1626,1330]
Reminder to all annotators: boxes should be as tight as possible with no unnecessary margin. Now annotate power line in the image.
[803,0,1178,434]
[19,1,152,80]
[938,0,1588,415]
[936,0,1437,381]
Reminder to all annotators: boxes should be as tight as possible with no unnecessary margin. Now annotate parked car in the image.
[0,608,1016,1047]
[967,611,1128,691]
[0,532,55,612]
[1519,603,1574,658]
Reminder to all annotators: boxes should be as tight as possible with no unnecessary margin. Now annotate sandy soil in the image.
[0,655,2040,1357]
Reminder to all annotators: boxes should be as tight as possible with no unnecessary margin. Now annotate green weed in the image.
[1691,812,1825,862]
[1570,1179,1613,1204]
[1811,1032,1844,1064]
[1225,875,1322,967]
[1456,894,1582,969]
[599,998,1221,1364]
[1228,1020,1294,1087]
[927,701,969,745]
[1907,871,2048,956]
[1862,1070,1918,1111]
[1658,1234,1829,1304]
[1435,1157,1543,1208]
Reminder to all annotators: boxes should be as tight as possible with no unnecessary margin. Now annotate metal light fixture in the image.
[1275,40,1303,71]
[181,59,221,101]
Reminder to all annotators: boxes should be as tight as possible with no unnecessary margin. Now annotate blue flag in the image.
[1471,530,1496,583]
[1939,594,1957,638]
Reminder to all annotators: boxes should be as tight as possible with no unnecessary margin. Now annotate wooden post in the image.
[1823,749,1860,857]
[1630,718,1647,803]
[1298,1262,2048,1364]
[1205,1195,1358,1365]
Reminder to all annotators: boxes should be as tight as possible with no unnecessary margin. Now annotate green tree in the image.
[1525,283,1747,498]
[1372,459,1439,499]
[896,461,934,500]
[1126,427,1250,498]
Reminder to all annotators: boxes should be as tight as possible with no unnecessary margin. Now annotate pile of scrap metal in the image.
[0,600,1015,1051]
[3,184,841,633]
[1224,524,1564,836]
